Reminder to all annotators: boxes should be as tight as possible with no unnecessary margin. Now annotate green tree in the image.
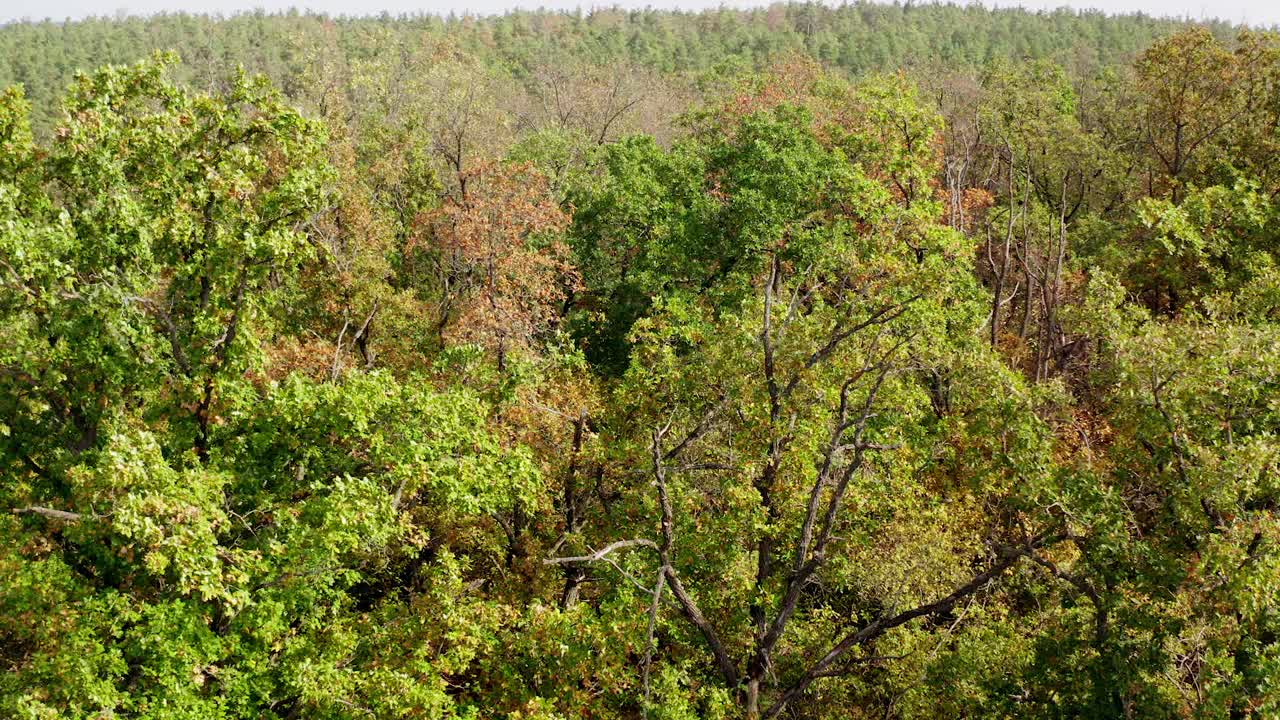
[551,76,1070,718]
[1,56,545,719]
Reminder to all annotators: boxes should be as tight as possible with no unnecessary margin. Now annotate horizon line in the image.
[0,1,1264,30]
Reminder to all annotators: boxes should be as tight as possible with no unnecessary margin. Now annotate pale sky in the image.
[1,0,1276,27]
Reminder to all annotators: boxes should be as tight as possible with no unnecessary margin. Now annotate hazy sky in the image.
[2,0,1277,27]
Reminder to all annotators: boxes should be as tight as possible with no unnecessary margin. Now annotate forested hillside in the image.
[2,5,1279,720]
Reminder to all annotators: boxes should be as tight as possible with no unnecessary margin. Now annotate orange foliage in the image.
[260,336,336,383]
[418,161,578,358]
[940,186,996,230]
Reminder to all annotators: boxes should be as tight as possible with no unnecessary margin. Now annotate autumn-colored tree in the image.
[418,161,577,366]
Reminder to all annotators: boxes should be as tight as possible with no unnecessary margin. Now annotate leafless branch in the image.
[13,506,89,522]
[543,538,658,565]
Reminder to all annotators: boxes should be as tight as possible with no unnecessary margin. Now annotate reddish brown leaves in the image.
[418,161,578,358]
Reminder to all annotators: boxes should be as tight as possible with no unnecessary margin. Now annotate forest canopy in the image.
[1,5,1279,719]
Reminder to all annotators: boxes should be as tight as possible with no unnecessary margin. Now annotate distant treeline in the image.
[0,2,1239,133]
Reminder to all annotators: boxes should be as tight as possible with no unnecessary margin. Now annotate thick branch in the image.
[13,506,88,522]
[762,537,1057,719]
[663,567,740,688]
[761,355,901,662]
[652,426,741,689]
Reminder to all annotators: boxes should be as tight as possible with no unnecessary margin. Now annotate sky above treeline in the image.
[2,0,1277,28]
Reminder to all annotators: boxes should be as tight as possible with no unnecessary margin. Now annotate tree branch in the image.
[762,535,1059,719]
[543,538,659,565]
[13,506,89,522]
[652,426,741,688]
